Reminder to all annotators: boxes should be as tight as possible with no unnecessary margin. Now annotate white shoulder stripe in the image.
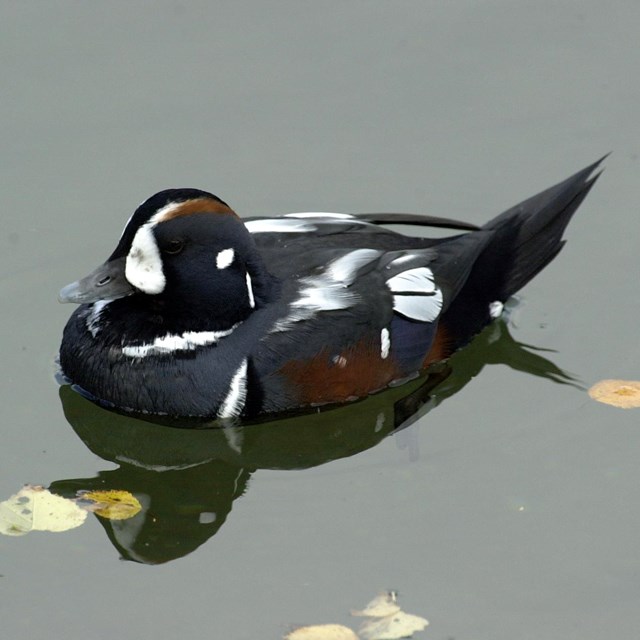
[284,212,355,219]
[245,219,316,233]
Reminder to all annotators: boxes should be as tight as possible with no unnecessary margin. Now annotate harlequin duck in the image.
[58,159,603,419]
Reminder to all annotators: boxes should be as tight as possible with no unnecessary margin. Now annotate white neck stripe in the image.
[121,324,239,358]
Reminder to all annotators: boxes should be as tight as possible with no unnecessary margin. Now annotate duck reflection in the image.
[49,318,578,564]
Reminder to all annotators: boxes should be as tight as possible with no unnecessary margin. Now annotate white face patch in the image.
[246,273,255,308]
[121,325,239,358]
[387,266,443,322]
[217,359,248,419]
[122,200,190,294]
[216,248,235,269]
[380,328,391,359]
[125,224,166,294]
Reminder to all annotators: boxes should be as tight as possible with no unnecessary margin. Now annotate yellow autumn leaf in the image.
[351,591,401,618]
[588,379,640,408]
[359,612,429,640]
[78,490,142,520]
[0,485,87,536]
[285,624,358,640]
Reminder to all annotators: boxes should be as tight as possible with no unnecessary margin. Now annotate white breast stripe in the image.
[121,324,239,358]
[387,266,443,322]
[217,359,248,418]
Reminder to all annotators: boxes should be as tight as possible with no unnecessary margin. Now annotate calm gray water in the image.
[2,2,640,638]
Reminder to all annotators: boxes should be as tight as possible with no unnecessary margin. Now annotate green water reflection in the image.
[48,318,578,564]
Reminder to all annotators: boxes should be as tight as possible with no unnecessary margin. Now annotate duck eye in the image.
[164,239,184,255]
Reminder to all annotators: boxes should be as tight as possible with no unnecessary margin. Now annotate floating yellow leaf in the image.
[351,592,401,618]
[588,379,640,408]
[78,490,141,520]
[0,485,87,536]
[358,611,429,640]
[285,624,358,640]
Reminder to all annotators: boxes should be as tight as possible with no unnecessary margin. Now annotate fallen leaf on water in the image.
[285,624,358,640]
[588,379,640,408]
[77,490,142,520]
[351,591,401,618]
[0,485,87,536]
[358,611,429,640]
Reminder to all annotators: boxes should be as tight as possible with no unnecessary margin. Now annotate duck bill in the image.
[58,257,135,304]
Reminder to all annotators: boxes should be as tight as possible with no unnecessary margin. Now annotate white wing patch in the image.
[217,359,248,419]
[292,249,381,312]
[325,249,381,286]
[121,325,239,358]
[387,266,443,322]
[271,249,382,332]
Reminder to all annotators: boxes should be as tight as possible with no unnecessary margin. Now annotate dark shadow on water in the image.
[49,318,580,564]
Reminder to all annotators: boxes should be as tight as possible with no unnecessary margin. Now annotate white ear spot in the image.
[125,225,166,294]
[216,248,235,269]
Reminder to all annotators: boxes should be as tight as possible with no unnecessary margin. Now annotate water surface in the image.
[2,3,640,639]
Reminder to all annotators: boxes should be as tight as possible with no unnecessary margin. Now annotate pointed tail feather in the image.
[481,156,605,299]
[441,157,605,351]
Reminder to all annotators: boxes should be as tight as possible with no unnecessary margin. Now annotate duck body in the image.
[59,160,602,419]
